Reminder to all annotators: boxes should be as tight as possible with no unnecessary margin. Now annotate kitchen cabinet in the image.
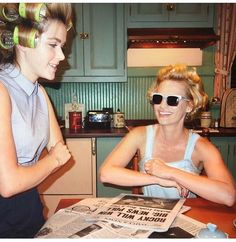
[127,3,214,28]
[38,138,96,218]
[211,137,236,181]
[96,137,132,197]
[56,3,127,82]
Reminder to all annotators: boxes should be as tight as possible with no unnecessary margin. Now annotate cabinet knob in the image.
[80,33,89,39]
[166,3,175,11]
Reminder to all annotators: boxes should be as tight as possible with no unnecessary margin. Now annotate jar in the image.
[200,111,212,128]
[113,109,125,128]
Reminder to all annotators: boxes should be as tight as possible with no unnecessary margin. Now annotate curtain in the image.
[214,3,236,99]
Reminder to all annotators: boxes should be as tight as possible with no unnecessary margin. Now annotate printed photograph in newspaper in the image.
[93,193,185,232]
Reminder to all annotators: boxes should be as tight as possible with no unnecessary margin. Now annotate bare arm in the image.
[40,86,64,150]
[145,137,236,206]
[0,83,70,197]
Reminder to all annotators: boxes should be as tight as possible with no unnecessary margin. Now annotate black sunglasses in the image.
[151,93,189,106]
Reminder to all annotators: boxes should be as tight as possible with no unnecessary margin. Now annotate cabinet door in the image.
[56,3,127,82]
[83,3,125,77]
[38,138,96,218]
[227,141,236,181]
[127,3,214,28]
[96,137,132,197]
[170,3,210,22]
[211,137,236,181]
[128,3,168,22]
[56,4,84,78]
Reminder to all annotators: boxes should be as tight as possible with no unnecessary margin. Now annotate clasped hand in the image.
[144,158,189,198]
[49,141,71,168]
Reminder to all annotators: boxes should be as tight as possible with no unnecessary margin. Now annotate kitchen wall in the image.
[43,46,217,120]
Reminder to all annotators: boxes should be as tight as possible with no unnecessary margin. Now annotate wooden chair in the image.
[130,150,143,195]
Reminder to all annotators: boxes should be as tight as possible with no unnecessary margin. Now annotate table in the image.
[55,197,236,238]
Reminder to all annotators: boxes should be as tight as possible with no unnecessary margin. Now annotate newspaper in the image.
[35,194,204,239]
[148,214,206,238]
[35,197,152,238]
[89,193,186,232]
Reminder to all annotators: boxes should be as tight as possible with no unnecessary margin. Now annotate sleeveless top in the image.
[139,125,202,198]
[0,64,49,166]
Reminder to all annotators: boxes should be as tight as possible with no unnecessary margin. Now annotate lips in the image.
[159,111,172,115]
[49,63,58,72]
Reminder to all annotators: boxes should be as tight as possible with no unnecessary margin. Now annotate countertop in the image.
[62,127,128,138]
[61,120,236,138]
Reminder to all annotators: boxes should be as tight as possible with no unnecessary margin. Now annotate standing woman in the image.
[0,3,72,238]
[99,64,236,206]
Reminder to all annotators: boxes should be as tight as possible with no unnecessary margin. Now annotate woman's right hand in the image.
[155,176,189,198]
[48,141,71,169]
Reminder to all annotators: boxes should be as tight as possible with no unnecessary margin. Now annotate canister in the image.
[200,111,212,128]
[69,111,82,131]
[113,109,125,128]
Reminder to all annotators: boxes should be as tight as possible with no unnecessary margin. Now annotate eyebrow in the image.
[47,37,62,43]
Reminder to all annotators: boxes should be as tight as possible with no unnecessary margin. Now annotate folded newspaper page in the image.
[89,193,185,232]
[35,196,205,238]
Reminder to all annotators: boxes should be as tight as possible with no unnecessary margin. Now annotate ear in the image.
[16,44,28,52]
[186,101,193,113]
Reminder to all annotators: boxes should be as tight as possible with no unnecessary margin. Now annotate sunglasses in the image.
[151,93,189,106]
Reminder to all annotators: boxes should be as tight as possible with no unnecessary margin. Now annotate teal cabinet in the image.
[127,3,214,28]
[56,3,127,82]
[211,137,236,181]
[96,137,132,197]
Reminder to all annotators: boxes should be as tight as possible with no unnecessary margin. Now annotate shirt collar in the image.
[5,64,39,96]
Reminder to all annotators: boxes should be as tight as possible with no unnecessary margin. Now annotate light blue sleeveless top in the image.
[139,125,202,198]
[0,64,49,166]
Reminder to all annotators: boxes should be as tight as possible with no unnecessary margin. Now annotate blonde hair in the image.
[0,3,73,64]
[147,64,208,118]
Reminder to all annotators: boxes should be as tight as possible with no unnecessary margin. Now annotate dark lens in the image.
[167,96,179,106]
[152,94,162,104]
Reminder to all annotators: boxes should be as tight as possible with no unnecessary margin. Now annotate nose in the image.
[159,97,168,108]
[57,47,65,61]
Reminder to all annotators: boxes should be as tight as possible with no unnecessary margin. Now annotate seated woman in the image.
[99,64,236,207]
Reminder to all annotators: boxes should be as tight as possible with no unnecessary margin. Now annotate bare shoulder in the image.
[0,81,11,104]
[129,126,146,135]
[128,126,146,139]
[123,125,147,147]
[194,135,222,161]
[0,81,8,94]
[196,136,216,150]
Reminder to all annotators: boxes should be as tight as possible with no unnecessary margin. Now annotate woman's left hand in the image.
[144,158,172,179]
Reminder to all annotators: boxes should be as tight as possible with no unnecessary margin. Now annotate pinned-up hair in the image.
[0,3,73,64]
[147,64,208,119]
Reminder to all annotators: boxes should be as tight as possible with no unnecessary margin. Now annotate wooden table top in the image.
[56,197,236,238]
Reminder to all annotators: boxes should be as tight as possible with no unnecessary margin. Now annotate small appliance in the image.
[84,110,111,129]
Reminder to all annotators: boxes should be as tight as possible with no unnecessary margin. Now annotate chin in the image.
[44,74,55,81]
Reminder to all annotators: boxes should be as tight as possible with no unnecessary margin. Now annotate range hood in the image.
[128,28,220,49]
